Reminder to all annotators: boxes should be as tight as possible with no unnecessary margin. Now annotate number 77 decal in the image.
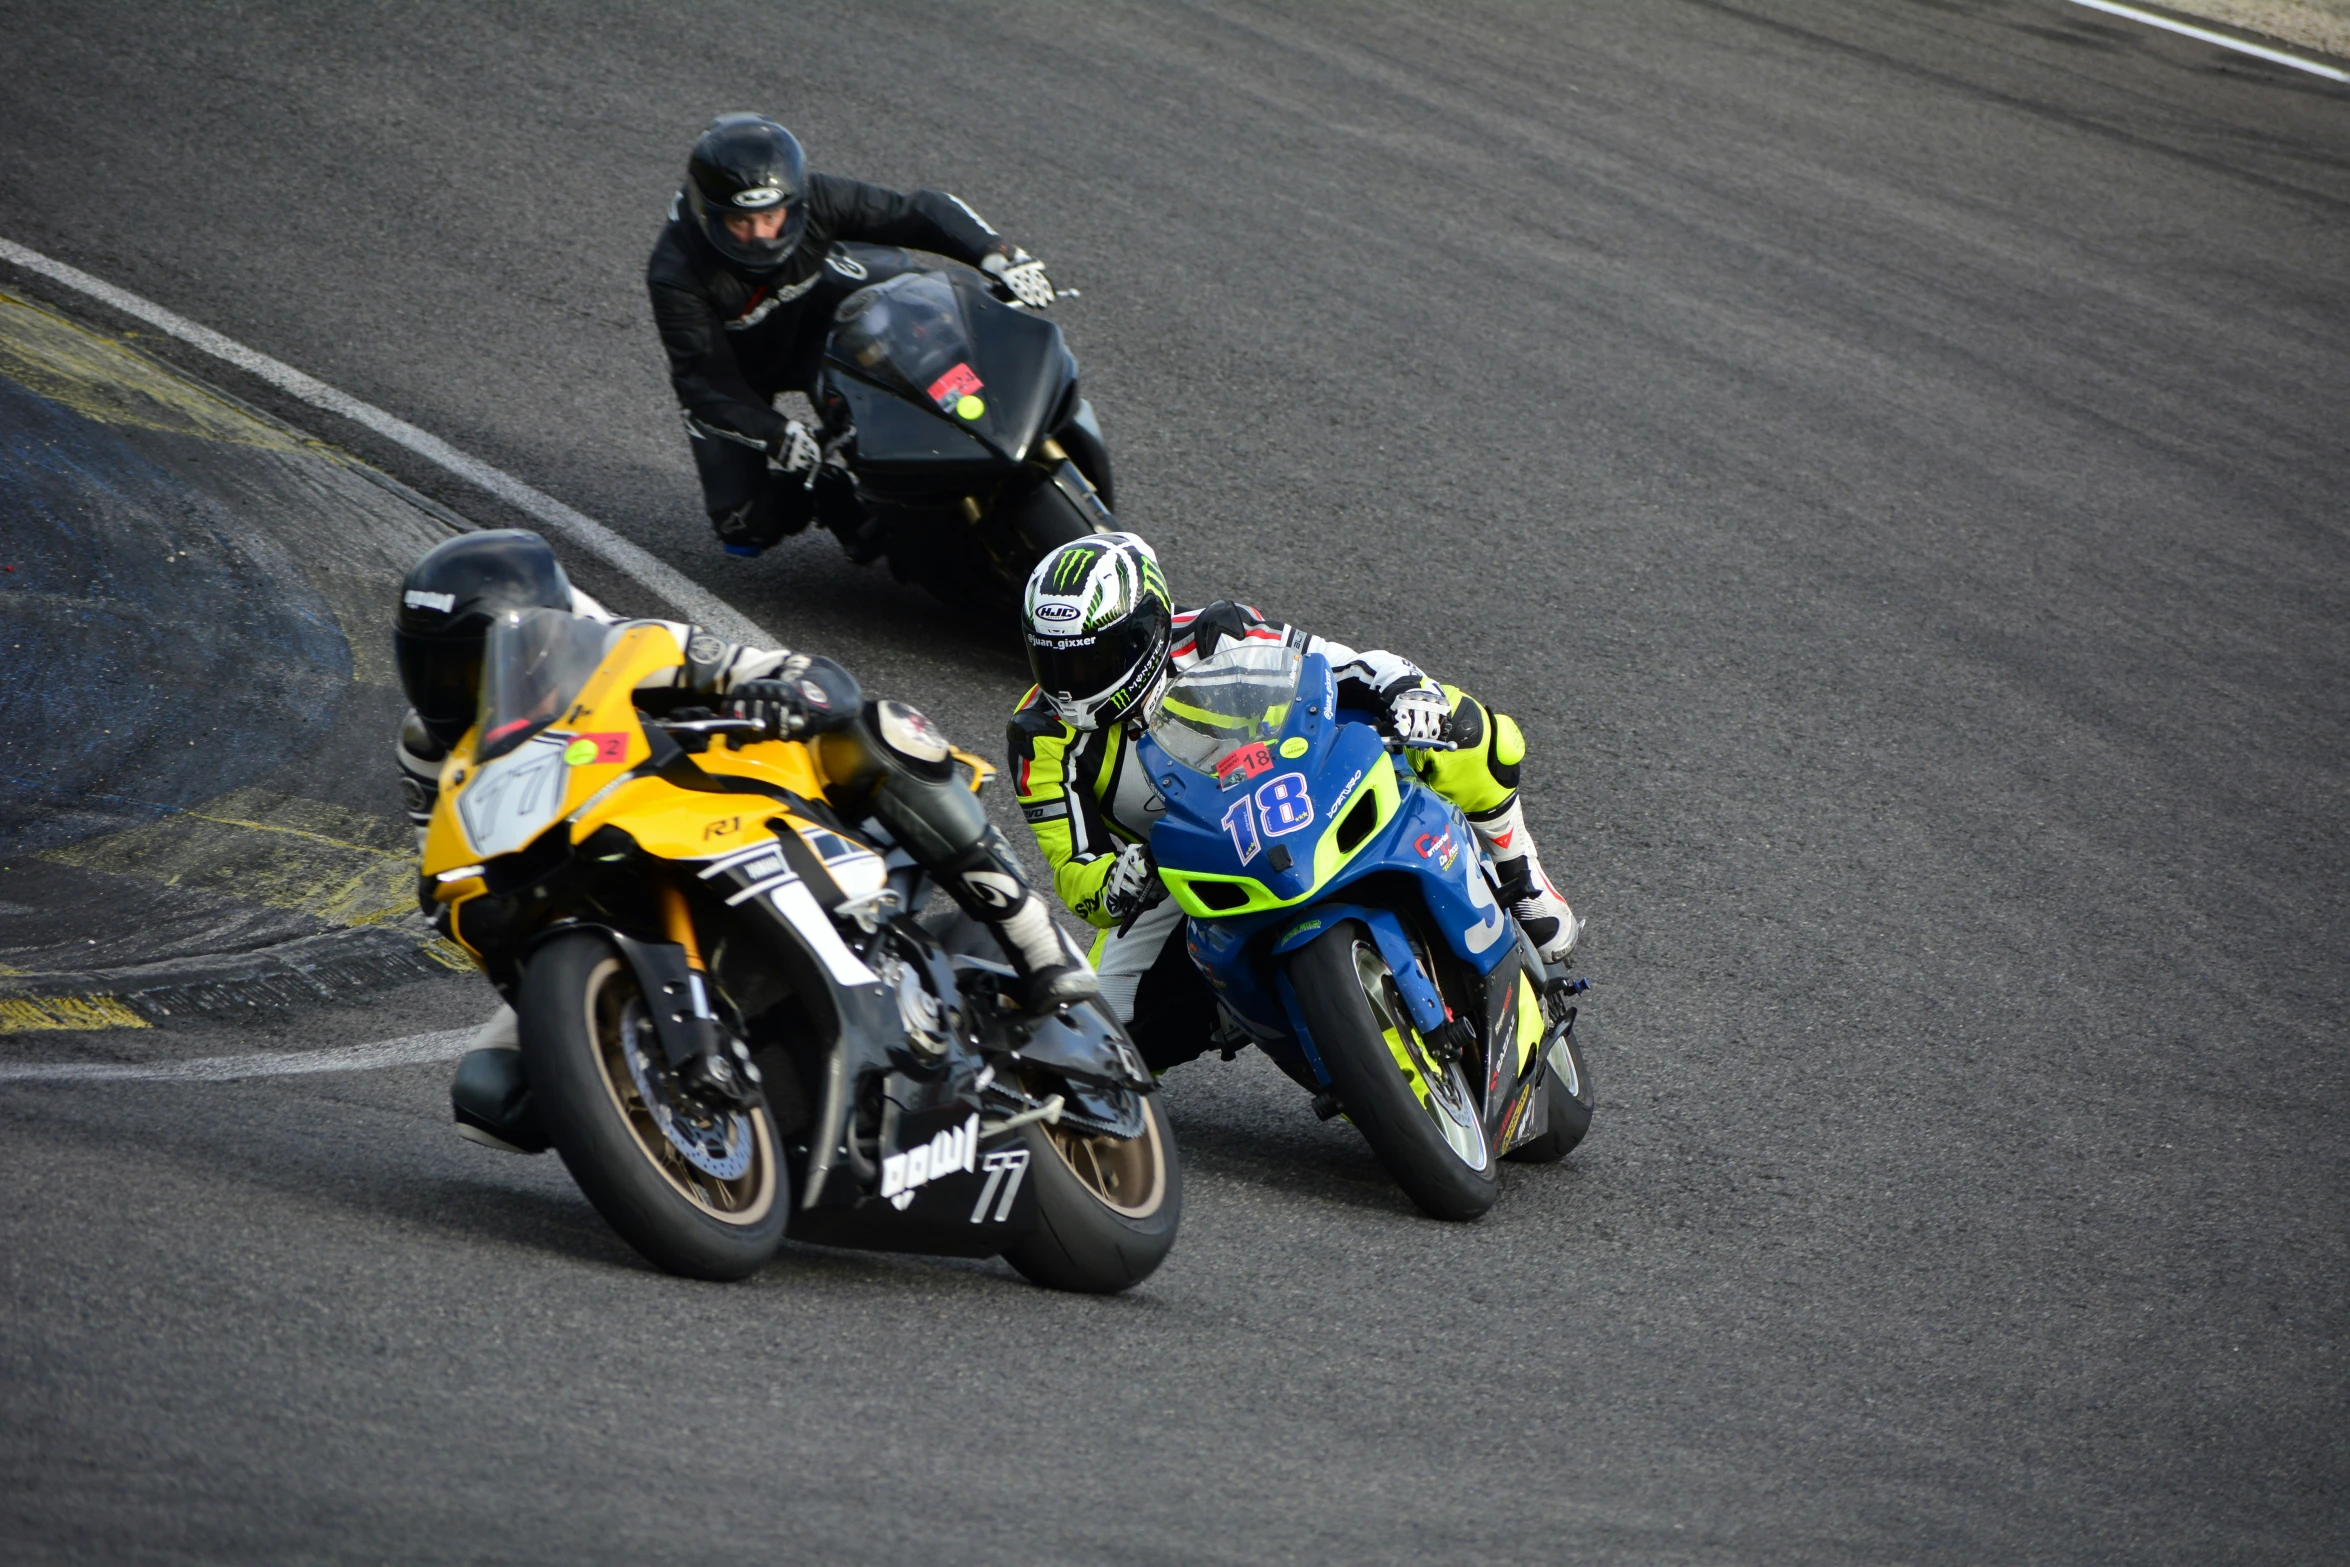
[1220,773,1317,866]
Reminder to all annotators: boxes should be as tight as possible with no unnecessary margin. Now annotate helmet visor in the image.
[689,183,806,272]
[394,628,485,749]
[1029,612,1168,728]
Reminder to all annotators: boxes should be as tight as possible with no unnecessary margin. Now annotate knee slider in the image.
[1490,709,1525,791]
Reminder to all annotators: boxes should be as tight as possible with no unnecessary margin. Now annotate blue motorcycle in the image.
[1134,643,1593,1219]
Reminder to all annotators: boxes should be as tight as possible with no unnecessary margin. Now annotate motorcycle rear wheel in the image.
[1290,923,1498,1220]
[519,930,787,1280]
[1501,1027,1594,1164]
[1004,1088,1182,1293]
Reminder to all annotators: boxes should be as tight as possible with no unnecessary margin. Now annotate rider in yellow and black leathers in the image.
[1009,533,1577,1073]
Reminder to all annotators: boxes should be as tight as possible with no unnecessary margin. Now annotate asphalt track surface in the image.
[2,2,2345,1561]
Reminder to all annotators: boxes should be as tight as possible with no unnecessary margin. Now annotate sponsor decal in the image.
[825,250,869,279]
[970,1147,1030,1223]
[687,633,726,665]
[880,1115,979,1210]
[1216,742,1273,790]
[797,678,831,709]
[1284,917,1324,944]
[1414,826,1460,870]
[731,186,784,209]
[1279,736,1309,759]
[1032,600,1081,625]
[927,361,984,411]
[562,732,630,767]
[403,589,455,613]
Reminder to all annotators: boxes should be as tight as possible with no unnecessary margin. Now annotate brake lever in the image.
[655,717,768,739]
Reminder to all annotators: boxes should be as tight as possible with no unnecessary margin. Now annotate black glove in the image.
[725,655,863,739]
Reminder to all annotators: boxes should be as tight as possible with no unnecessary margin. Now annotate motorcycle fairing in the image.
[823,265,1072,471]
[1138,653,1515,974]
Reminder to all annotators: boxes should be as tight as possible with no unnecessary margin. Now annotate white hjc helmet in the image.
[1021,533,1173,730]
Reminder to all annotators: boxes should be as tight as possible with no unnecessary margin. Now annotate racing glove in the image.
[982,249,1055,308]
[766,419,821,475]
[1100,842,1163,923]
[724,656,862,739]
[1384,680,1452,746]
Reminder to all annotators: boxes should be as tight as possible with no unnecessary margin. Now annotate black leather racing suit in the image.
[647,177,1013,548]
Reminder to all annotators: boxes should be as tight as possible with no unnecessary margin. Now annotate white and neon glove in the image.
[1386,682,1452,746]
[1100,842,1161,922]
[983,249,1055,308]
[767,419,820,474]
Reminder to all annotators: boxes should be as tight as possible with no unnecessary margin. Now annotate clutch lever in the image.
[1114,880,1170,938]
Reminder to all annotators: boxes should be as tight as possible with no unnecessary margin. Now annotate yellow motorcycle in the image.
[421,608,1178,1289]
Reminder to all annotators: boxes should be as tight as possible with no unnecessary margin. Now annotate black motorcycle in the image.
[810,244,1116,608]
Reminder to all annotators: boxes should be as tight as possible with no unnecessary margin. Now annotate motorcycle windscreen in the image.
[474,607,618,762]
[826,270,1068,463]
[1151,643,1304,777]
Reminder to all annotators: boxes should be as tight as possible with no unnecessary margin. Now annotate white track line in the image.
[0,1028,476,1084]
[0,235,773,647]
[2062,0,2350,81]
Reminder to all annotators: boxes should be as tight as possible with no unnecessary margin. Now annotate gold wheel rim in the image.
[583,956,777,1227]
[1039,1095,1167,1220]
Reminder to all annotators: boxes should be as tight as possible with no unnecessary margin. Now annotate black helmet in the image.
[394,530,571,748]
[683,113,810,273]
[1021,533,1173,731]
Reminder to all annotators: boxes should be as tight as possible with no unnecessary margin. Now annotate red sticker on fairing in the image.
[927,362,983,410]
[1215,743,1274,789]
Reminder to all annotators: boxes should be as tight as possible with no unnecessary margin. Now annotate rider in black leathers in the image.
[649,113,1056,557]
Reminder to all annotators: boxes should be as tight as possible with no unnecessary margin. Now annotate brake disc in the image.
[620,1007,754,1180]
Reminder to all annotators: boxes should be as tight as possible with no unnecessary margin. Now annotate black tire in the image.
[1289,923,1498,1220]
[1003,1091,1182,1293]
[1502,1024,1594,1164]
[518,930,787,1280]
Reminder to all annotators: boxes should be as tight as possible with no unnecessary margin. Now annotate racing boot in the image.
[942,840,1100,1015]
[1468,793,1580,965]
[448,1005,549,1154]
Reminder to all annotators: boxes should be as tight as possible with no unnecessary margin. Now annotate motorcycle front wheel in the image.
[1004,1086,1182,1294]
[1290,923,1498,1220]
[519,930,787,1280]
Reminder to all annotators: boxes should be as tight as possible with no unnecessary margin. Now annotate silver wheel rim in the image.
[1351,940,1490,1172]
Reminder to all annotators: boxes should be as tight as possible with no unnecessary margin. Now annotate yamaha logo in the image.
[1033,601,1080,625]
[731,187,784,209]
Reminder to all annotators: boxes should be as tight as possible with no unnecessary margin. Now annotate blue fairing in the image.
[1140,652,1517,1088]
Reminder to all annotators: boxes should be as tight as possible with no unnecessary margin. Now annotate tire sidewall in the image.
[1003,1092,1183,1294]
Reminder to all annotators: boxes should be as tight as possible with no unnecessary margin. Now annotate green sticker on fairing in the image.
[1279,736,1308,759]
[955,394,985,420]
[563,738,597,765]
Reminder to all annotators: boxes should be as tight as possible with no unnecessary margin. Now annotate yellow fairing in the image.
[1160,759,1402,919]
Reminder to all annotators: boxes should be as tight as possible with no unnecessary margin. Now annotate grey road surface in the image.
[3,2,2346,1561]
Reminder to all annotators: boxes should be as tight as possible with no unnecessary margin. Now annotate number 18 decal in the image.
[1219,772,1316,866]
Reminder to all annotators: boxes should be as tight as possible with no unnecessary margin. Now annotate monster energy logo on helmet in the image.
[1023,533,1174,730]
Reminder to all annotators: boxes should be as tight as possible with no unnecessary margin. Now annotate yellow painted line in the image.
[40,787,421,930]
[0,994,151,1034]
[0,289,302,450]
